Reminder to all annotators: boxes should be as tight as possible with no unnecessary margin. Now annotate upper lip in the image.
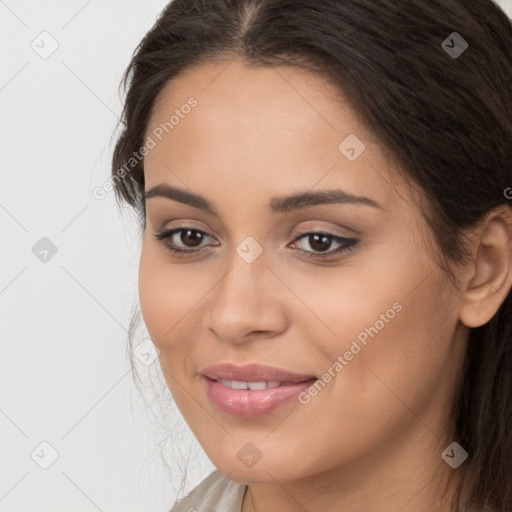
[201,363,316,383]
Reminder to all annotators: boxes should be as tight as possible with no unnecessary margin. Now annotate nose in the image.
[206,252,288,345]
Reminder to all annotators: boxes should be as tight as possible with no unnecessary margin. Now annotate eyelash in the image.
[153,227,359,260]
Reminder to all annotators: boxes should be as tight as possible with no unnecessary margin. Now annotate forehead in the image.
[151,58,347,115]
[143,59,407,211]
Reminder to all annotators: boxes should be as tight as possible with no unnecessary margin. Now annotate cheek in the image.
[138,244,201,404]
[321,266,456,430]
[138,242,165,341]
[138,241,194,351]
[138,239,218,364]
[294,237,456,401]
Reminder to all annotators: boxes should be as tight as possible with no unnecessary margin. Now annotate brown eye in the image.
[153,227,215,256]
[304,233,332,252]
[178,229,205,247]
[290,231,359,259]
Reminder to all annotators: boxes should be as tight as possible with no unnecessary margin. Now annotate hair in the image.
[110,0,512,510]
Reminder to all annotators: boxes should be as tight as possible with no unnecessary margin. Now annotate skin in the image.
[138,59,512,512]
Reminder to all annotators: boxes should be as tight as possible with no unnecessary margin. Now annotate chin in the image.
[210,449,314,485]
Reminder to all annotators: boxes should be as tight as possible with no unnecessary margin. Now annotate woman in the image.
[111,0,512,510]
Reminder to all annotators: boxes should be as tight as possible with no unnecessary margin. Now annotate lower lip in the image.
[203,377,316,418]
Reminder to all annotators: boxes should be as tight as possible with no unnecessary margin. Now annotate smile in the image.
[201,363,317,418]
[217,379,282,390]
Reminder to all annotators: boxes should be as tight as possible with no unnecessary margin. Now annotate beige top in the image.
[170,469,248,512]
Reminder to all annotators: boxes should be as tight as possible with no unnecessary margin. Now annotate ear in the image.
[459,204,512,328]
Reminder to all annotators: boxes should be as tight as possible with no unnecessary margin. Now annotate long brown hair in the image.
[111,1,512,510]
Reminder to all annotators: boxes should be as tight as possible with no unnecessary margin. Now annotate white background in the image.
[1,1,511,510]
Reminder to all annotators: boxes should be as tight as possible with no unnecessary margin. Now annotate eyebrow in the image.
[144,183,384,215]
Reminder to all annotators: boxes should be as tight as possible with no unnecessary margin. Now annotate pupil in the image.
[182,229,203,247]
[310,234,330,252]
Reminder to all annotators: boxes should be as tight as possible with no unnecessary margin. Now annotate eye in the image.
[153,227,216,256]
[289,230,359,259]
[153,227,359,260]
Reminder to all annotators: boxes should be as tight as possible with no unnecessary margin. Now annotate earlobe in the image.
[459,205,512,329]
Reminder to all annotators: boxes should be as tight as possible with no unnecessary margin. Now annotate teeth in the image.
[247,381,266,390]
[217,379,282,390]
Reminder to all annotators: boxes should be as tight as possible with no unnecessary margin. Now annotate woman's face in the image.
[139,59,468,484]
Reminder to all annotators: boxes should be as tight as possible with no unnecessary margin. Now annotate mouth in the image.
[214,379,298,390]
[201,363,317,418]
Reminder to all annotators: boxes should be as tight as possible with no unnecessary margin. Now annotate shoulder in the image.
[169,469,247,512]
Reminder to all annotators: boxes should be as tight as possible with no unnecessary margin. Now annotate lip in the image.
[201,363,317,418]
[201,363,316,383]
